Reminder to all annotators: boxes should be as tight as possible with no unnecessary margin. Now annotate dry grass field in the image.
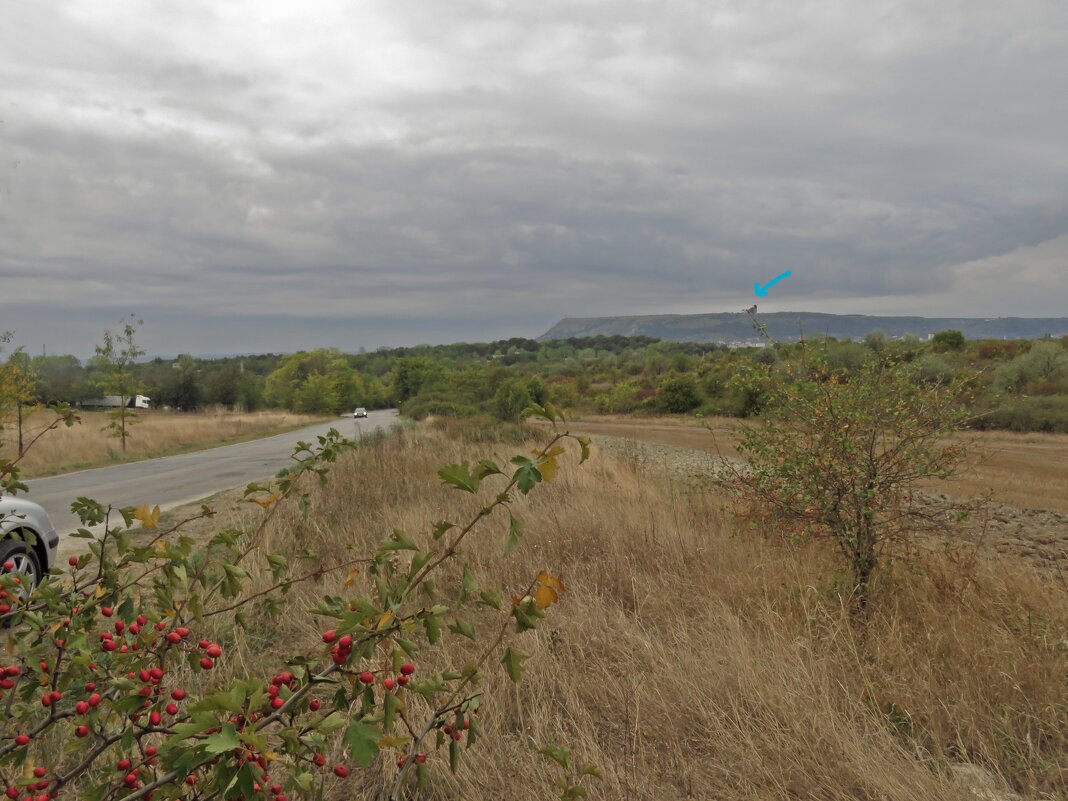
[0,408,328,478]
[166,420,1067,801]
[563,414,1068,515]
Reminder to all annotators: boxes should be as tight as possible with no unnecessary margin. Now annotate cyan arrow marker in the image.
[754,269,792,297]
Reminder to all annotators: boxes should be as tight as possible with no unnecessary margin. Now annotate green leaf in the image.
[576,435,591,464]
[478,587,502,610]
[505,513,524,555]
[343,721,380,768]
[424,613,442,645]
[431,520,455,540]
[473,459,502,479]
[449,737,460,773]
[501,647,527,683]
[460,566,477,603]
[538,744,571,770]
[204,724,241,755]
[317,711,346,734]
[510,458,542,494]
[580,763,604,779]
[438,463,480,493]
[562,787,589,800]
[449,618,476,641]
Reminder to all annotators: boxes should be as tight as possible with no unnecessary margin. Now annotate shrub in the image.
[658,376,701,413]
[0,406,597,801]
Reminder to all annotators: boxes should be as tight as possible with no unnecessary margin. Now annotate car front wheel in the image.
[0,538,43,596]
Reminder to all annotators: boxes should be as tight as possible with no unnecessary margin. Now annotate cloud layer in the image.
[2,1,1066,355]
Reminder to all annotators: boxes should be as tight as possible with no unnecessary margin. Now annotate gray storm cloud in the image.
[1,0,1066,355]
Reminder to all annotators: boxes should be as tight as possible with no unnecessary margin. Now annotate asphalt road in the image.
[24,409,399,543]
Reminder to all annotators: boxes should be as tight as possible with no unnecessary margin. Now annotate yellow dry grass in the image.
[0,408,328,478]
[175,420,1067,800]
[565,414,1068,514]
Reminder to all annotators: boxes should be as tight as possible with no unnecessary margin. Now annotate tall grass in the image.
[190,424,1067,800]
[1,409,327,477]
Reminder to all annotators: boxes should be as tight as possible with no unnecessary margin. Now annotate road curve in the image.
[25,409,399,540]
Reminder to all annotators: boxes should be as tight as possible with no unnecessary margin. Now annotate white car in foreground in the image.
[1,497,59,591]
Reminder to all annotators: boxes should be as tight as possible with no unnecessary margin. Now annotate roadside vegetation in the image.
[1,408,330,478]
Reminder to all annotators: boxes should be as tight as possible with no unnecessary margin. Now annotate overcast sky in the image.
[2,1,1066,357]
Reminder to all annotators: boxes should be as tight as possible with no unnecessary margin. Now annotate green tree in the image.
[658,375,701,413]
[931,329,965,350]
[493,378,532,422]
[718,351,975,611]
[92,315,144,452]
[160,355,203,411]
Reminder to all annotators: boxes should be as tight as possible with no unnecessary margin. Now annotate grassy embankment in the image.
[2,409,331,478]
[177,418,1066,800]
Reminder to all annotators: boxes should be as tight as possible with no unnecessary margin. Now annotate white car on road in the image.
[353,407,368,418]
[1,496,59,591]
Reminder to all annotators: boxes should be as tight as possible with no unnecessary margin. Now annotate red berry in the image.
[145,746,157,756]
[166,631,182,644]
[14,734,30,746]
[68,556,78,567]
[88,693,102,707]
[400,662,415,676]
[308,698,321,711]
[382,677,395,690]
[75,701,89,714]
[101,607,113,617]
[175,627,191,637]
[313,754,325,767]
[396,675,409,686]
[75,725,89,738]
[149,711,162,725]
[271,697,285,710]
[358,672,374,684]
[102,640,117,652]
[322,630,337,643]
[185,776,196,785]
[416,752,427,763]
[166,702,179,715]
[32,768,45,779]
[205,644,222,658]
[199,657,214,670]
[333,765,349,778]
[338,635,353,649]
[171,689,186,700]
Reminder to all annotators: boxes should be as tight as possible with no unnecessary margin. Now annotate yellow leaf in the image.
[264,752,280,762]
[533,584,558,610]
[154,540,168,553]
[344,568,360,588]
[95,584,108,599]
[377,735,410,749]
[251,492,282,510]
[133,504,161,529]
[536,570,564,594]
[532,446,566,483]
[375,610,394,631]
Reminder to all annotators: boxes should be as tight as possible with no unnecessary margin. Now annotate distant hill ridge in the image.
[539,312,1068,344]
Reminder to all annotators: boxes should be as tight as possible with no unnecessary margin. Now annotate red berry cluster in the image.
[324,630,354,665]
[266,671,298,711]
[0,664,21,701]
[4,763,52,800]
[0,560,21,615]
